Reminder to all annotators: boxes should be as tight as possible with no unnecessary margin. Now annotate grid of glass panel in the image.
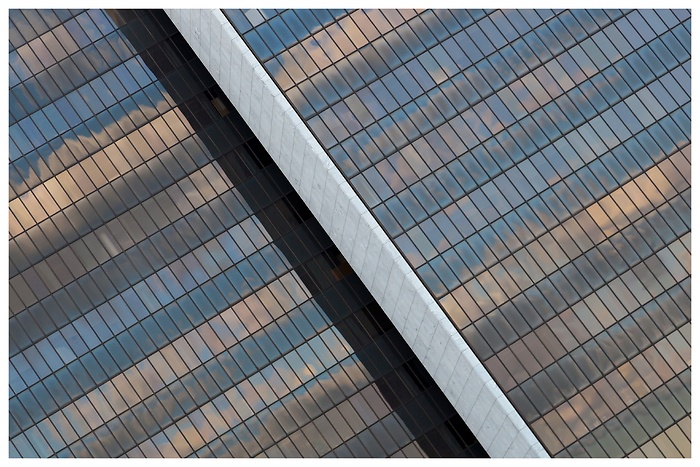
[224,8,691,457]
[8,9,487,458]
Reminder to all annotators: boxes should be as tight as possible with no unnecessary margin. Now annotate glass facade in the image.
[8,9,487,458]
[223,8,691,457]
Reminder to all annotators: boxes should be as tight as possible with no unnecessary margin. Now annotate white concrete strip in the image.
[165,8,548,458]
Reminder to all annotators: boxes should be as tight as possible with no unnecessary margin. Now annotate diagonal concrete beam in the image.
[165,8,548,458]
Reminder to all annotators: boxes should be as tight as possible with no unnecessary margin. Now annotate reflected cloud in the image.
[10,101,190,233]
[272,9,419,89]
[10,71,174,196]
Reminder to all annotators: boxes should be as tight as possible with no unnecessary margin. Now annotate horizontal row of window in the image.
[403,110,689,327]
[225,9,351,56]
[291,8,621,129]
[421,135,689,309]
[470,187,690,363]
[554,368,690,456]
[9,118,237,282]
[10,55,216,202]
[11,37,203,179]
[454,203,690,411]
[10,9,84,51]
[505,288,689,456]
[343,20,689,213]
[627,416,690,458]
[9,10,180,125]
[11,34,201,157]
[10,133,264,304]
[11,167,257,355]
[11,212,285,393]
[502,259,689,419]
